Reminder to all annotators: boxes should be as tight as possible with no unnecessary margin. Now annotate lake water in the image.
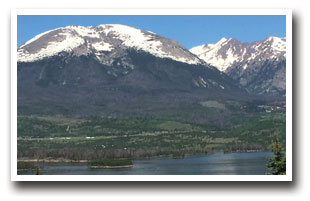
[18,152,273,175]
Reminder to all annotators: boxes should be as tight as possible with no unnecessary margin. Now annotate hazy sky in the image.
[17,15,286,49]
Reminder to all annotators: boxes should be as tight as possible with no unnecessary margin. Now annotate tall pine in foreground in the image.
[267,138,286,175]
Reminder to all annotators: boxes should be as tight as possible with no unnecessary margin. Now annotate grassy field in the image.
[200,100,226,109]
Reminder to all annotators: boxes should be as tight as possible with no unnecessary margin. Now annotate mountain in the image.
[17,24,248,124]
[190,37,286,96]
[18,24,202,65]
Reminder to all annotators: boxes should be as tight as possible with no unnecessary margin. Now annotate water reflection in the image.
[18,152,273,175]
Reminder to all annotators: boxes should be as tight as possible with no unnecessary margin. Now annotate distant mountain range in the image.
[17,24,286,123]
[18,24,286,97]
[190,37,286,96]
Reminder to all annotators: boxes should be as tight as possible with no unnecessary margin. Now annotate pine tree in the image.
[267,138,286,175]
[35,166,40,175]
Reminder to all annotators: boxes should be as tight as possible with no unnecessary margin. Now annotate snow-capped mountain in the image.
[190,37,286,96]
[17,24,247,119]
[18,24,202,65]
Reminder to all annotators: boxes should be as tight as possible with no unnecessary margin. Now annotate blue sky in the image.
[17,15,286,49]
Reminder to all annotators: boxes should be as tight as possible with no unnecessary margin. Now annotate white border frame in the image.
[11,8,292,181]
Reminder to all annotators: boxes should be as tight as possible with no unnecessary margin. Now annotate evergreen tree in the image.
[35,166,40,175]
[267,138,286,175]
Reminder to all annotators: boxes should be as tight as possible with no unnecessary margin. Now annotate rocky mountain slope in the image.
[190,36,286,96]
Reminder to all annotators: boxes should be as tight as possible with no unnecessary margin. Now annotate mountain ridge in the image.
[189,36,285,72]
[18,24,203,65]
[190,36,286,96]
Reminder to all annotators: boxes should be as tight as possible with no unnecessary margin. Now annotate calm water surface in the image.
[18,152,273,175]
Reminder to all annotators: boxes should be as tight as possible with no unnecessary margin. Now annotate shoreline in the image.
[89,165,133,169]
[17,159,89,163]
[17,150,268,164]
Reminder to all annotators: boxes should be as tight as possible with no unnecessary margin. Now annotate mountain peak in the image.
[189,36,286,95]
[217,37,228,44]
[226,37,239,43]
[190,36,286,72]
[17,24,202,65]
[189,37,244,71]
[265,36,284,41]
[262,36,286,52]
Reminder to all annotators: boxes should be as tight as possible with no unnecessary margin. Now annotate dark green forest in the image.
[17,107,285,161]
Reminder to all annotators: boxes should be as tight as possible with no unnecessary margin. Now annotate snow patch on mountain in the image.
[68,25,100,38]
[99,24,165,56]
[98,24,201,64]
[91,41,113,51]
[18,29,86,62]
[190,36,286,72]
[17,24,201,65]
[267,36,286,52]
[190,37,240,71]
[19,29,56,49]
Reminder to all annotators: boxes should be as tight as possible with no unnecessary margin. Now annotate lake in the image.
[18,152,273,175]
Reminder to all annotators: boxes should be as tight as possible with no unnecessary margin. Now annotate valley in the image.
[17,102,285,161]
